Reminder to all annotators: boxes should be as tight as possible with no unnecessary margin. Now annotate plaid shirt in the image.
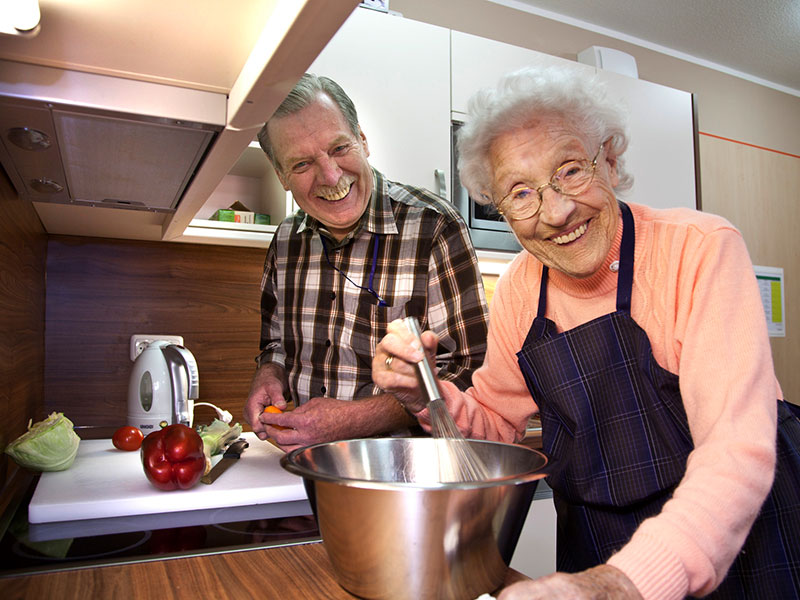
[256,169,489,405]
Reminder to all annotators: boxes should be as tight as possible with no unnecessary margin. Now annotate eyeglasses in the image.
[495,143,605,221]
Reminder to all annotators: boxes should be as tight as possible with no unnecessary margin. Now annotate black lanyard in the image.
[320,234,388,307]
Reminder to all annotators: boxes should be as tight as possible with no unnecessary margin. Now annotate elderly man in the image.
[244,73,489,451]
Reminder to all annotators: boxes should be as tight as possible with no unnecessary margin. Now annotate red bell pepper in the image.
[140,424,205,491]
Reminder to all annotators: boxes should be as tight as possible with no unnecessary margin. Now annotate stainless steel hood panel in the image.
[52,108,216,211]
[0,60,225,212]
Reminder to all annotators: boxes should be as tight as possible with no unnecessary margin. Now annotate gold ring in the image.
[385,355,394,370]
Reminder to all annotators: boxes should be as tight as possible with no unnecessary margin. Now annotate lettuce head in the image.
[5,412,80,471]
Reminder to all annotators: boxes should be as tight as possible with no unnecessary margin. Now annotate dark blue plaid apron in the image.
[517,201,800,598]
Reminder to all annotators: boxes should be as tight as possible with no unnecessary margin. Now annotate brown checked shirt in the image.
[256,169,490,405]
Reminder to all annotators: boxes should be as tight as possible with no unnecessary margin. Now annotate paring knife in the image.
[200,438,249,484]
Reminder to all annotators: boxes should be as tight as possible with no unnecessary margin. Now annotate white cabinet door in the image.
[452,31,593,117]
[451,31,696,210]
[310,8,451,198]
[511,486,557,579]
[596,70,697,210]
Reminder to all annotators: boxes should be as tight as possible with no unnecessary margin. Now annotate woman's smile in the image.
[551,220,589,245]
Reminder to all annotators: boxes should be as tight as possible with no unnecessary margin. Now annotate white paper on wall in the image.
[754,265,785,337]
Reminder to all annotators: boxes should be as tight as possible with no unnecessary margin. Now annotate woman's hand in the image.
[372,319,440,415]
[498,565,643,600]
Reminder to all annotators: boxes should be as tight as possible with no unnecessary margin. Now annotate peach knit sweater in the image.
[437,202,781,599]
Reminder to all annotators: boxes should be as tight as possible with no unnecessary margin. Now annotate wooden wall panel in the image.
[0,170,47,489]
[44,236,266,429]
[699,134,800,403]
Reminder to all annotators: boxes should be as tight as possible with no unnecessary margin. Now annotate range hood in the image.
[0,0,360,241]
[0,60,225,212]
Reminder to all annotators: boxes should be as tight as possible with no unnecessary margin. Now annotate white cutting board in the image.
[28,432,307,524]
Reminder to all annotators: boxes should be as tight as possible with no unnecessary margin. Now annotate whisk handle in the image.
[402,317,443,403]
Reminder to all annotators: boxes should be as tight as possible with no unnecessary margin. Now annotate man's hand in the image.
[244,363,287,440]
[498,565,643,600]
[262,394,416,452]
[261,396,351,452]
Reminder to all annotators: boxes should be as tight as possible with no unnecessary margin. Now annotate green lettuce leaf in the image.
[198,418,242,456]
[5,412,80,471]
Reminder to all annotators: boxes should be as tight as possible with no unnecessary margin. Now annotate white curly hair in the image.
[456,65,633,205]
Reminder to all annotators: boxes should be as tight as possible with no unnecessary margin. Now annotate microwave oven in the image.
[451,122,521,253]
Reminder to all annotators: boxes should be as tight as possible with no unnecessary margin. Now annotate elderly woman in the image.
[373,66,800,599]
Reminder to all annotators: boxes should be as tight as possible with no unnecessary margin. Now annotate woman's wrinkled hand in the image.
[372,319,439,415]
[498,565,643,600]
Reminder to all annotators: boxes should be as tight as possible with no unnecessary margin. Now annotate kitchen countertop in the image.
[1,538,530,598]
[0,426,545,597]
[0,468,544,599]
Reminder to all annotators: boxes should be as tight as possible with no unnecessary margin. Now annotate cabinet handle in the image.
[434,168,447,199]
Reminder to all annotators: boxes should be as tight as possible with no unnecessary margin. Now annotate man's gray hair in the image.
[257,73,360,170]
[457,65,633,205]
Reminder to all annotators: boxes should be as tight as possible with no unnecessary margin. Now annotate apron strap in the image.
[533,265,550,338]
[537,265,549,317]
[616,201,635,313]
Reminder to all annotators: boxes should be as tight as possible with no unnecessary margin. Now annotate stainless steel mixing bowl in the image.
[281,437,548,600]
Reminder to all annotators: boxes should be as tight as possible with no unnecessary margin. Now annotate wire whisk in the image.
[403,317,490,483]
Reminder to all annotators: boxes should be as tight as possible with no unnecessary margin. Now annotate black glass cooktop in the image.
[0,473,319,578]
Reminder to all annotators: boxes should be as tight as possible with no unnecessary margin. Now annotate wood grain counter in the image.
[0,429,542,598]
[0,540,529,599]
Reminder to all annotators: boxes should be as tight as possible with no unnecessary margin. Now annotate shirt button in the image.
[320,386,326,394]
[325,339,331,347]
[329,291,336,300]
[610,260,620,272]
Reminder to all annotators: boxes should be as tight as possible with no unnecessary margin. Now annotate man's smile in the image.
[317,177,355,201]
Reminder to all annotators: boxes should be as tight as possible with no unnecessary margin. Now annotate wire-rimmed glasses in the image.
[496,143,605,221]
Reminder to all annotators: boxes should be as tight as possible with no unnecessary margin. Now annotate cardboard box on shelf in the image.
[210,209,270,224]
[209,202,270,225]
[232,211,254,224]
[210,209,235,222]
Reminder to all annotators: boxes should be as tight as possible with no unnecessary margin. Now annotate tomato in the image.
[112,426,144,451]
[263,405,289,430]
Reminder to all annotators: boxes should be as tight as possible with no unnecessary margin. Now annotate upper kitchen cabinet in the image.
[451,31,697,211]
[593,68,697,210]
[451,31,591,118]
[0,0,359,243]
[308,8,451,199]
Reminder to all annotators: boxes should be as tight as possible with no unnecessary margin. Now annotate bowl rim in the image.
[279,437,549,490]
